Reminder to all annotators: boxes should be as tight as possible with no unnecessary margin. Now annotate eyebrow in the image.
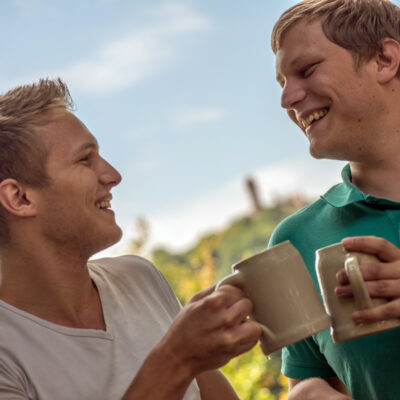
[72,141,99,156]
[276,53,319,84]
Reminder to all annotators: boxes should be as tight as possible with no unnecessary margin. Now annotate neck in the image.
[350,160,400,201]
[0,240,105,330]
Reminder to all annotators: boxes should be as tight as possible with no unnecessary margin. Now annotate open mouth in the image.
[301,108,329,129]
[95,200,111,210]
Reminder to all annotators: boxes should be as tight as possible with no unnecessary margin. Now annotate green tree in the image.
[151,201,305,399]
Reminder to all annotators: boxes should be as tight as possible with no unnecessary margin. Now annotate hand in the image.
[158,285,262,377]
[122,285,259,400]
[336,236,400,323]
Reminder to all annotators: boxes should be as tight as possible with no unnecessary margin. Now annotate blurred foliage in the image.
[147,201,303,399]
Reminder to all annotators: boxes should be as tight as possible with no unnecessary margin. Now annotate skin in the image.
[275,18,400,400]
[337,236,400,324]
[0,111,262,399]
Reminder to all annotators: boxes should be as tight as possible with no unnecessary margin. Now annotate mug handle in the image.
[344,254,373,310]
[216,271,246,290]
[216,272,278,348]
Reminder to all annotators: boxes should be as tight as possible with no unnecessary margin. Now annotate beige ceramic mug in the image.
[316,242,400,343]
[216,241,331,355]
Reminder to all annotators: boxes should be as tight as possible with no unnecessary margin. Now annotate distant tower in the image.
[245,176,262,217]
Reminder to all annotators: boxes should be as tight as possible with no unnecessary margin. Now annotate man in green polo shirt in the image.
[269,0,400,399]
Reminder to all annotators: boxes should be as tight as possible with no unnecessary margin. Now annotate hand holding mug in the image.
[217,241,331,355]
[159,285,262,376]
[316,240,400,343]
[337,236,400,323]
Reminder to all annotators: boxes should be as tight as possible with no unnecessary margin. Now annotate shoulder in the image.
[89,255,181,312]
[88,255,169,294]
[269,198,328,246]
[89,255,162,281]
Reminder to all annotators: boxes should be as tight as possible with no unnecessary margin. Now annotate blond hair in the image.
[271,0,400,71]
[0,78,74,244]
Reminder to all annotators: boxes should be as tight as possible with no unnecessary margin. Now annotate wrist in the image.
[122,339,196,400]
[149,338,196,391]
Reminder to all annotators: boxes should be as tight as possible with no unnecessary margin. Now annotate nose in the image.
[280,78,306,110]
[99,158,122,188]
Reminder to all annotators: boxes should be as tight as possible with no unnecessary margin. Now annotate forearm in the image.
[196,370,239,400]
[288,378,352,400]
[121,341,194,400]
[121,285,260,399]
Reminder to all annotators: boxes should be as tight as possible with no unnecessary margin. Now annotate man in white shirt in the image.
[0,78,261,399]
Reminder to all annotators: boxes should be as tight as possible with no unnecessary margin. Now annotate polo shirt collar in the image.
[321,164,400,208]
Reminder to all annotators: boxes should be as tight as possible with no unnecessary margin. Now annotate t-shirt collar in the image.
[321,164,400,208]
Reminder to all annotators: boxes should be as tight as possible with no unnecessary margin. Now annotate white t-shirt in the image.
[0,255,200,400]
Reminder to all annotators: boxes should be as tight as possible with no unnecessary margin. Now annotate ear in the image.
[376,38,400,84]
[0,179,38,217]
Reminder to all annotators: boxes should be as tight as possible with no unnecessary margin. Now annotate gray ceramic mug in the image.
[316,243,400,343]
[217,241,331,355]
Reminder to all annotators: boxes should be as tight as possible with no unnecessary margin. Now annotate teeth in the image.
[301,109,328,128]
[95,200,111,209]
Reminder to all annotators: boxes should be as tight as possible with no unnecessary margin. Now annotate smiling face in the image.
[275,19,384,162]
[34,111,122,258]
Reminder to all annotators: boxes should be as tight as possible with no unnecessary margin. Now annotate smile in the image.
[301,108,329,129]
[95,200,111,210]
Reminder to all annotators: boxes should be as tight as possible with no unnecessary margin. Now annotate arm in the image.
[336,236,400,322]
[288,377,352,400]
[122,285,261,400]
[196,370,239,400]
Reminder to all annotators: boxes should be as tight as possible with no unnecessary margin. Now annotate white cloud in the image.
[94,156,346,259]
[141,157,346,252]
[172,107,226,129]
[64,3,210,94]
[1,3,210,95]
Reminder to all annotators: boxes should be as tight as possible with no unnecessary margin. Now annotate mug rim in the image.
[232,240,292,270]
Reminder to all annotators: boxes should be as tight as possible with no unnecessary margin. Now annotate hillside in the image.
[149,199,307,400]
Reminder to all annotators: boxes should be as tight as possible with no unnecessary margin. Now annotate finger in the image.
[193,286,246,321]
[364,279,400,298]
[352,298,400,323]
[189,285,216,302]
[336,268,349,285]
[342,236,400,262]
[361,262,400,281]
[214,284,246,304]
[219,297,254,328]
[336,279,400,298]
[337,261,400,285]
[224,320,262,356]
[335,284,352,297]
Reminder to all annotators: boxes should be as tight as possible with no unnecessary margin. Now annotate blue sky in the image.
[4,0,386,255]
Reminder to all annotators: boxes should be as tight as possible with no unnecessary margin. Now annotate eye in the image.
[301,62,319,78]
[78,154,91,164]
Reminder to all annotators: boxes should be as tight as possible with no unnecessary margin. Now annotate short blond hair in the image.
[0,78,74,244]
[271,0,400,71]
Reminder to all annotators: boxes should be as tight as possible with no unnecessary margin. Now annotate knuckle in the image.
[218,331,236,352]
[238,299,254,317]
[242,297,254,313]
[372,280,390,296]
[380,302,398,320]
[218,284,244,298]
[220,313,236,327]
[365,263,380,278]
[202,293,225,311]
[376,237,389,253]
[189,292,203,303]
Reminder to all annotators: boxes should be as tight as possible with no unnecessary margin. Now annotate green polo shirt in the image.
[268,164,400,400]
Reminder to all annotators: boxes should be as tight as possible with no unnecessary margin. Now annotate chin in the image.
[309,140,337,160]
[92,226,123,255]
[309,145,349,162]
